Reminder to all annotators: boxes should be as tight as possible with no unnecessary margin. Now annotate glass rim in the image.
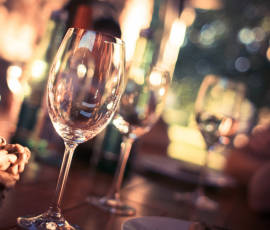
[69,27,125,45]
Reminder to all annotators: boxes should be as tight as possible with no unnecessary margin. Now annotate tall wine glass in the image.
[174,75,245,210]
[85,63,170,215]
[17,28,125,230]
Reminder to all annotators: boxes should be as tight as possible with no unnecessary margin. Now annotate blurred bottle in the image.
[132,28,156,65]
[131,0,165,67]
[10,10,68,149]
[72,4,92,30]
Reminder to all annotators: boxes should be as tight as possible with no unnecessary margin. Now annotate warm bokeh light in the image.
[7,76,31,97]
[134,75,145,85]
[180,7,196,27]
[7,65,22,78]
[7,78,22,96]
[159,87,165,96]
[149,71,162,86]
[169,19,186,48]
[129,66,145,85]
[266,47,270,61]
[119,0,154,62]
[0,21,36,62]
[189,0,224,10]
[162,19,186,68]
[7,65,31,96]
[0,1,69,62]
[162,43,181,68]
[31,60,47,79]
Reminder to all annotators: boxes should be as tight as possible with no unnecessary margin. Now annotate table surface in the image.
[0,152,269,230]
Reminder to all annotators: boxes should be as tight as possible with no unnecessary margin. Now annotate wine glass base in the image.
[17,214,82,230]
[85,195,135,216]
[173,191,219,211]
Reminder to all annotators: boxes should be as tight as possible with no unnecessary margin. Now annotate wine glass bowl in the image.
[48,30,124,144]
[86,63,170,215]
[113,65,170,139]
[17,28,125,230]
[195,76,244,148]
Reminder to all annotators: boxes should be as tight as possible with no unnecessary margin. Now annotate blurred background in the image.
[0,0,270,185]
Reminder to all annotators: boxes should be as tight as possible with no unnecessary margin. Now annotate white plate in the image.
[121,216,193,230]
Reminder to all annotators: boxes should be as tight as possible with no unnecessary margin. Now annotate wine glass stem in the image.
[106,136,134,200]
[196,146,214,197]
[51,142,77,211]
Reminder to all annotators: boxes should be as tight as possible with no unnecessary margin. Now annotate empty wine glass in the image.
[85,63,170,215]
[174,75,245,210]
[17,28,125,230]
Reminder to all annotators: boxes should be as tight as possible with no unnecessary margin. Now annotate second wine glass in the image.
[85,63,170,215]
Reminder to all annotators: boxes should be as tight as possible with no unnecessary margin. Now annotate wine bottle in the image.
[11,10,68,149]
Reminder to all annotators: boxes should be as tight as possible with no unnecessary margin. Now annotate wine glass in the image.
[173,75,245,210]
[85,63,170,215]
[17,28,125,230]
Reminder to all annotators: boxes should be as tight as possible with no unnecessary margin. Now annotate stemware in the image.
[174,75,245,210]
[85,63,170,215]
[17,28,125,230]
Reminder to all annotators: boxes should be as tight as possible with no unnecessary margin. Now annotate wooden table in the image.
[0,152,270,230]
